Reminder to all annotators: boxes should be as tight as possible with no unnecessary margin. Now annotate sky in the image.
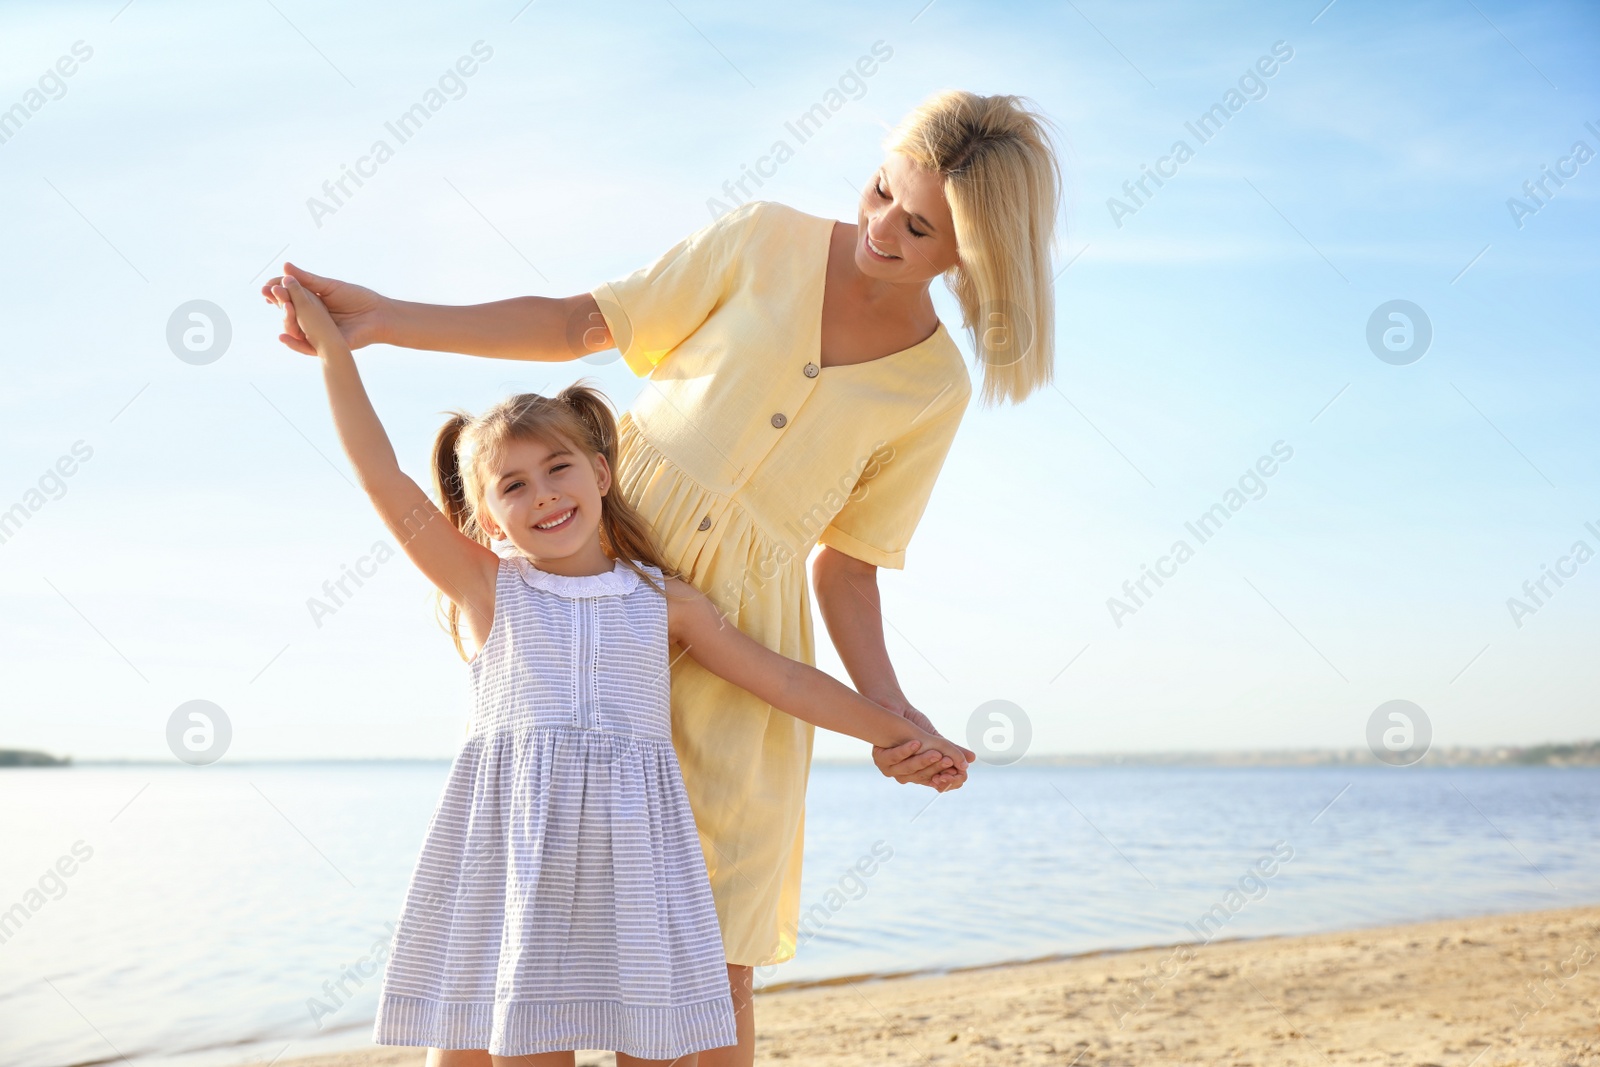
[0,0,1596,762]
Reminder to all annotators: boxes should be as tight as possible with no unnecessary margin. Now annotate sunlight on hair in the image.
[886,90,1063,406]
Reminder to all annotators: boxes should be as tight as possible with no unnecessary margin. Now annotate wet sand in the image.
[254,904,1600,1066]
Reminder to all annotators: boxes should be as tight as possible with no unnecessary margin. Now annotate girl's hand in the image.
[901,727,970,792]
[871,699,974,790]
[262,262,389,355]
[278,276,346,358]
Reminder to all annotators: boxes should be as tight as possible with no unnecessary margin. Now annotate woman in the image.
[266,89,1061,1067]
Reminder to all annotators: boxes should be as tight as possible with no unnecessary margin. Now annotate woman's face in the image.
[854,150,961,283]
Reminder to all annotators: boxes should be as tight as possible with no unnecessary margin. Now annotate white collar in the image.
[507,553,642,598]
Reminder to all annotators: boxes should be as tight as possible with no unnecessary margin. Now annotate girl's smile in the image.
[533,506,576,531]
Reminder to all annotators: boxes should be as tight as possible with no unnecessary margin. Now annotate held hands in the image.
[872,701,975,792]
[262,263,388,355]
[901,726,971,793]
[275,275,347,359]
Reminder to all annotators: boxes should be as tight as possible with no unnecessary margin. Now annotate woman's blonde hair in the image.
[431,379,681,659]
[886,90,1062,406]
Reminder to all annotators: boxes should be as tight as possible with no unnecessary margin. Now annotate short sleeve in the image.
[588,201,764,378]
[816,385,970,570]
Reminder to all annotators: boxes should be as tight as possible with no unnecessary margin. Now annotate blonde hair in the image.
[431,380,680,659]
[886,90,1062,406]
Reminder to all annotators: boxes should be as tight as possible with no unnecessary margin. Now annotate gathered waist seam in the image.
[463,723,674,745]
[618,416,826,568]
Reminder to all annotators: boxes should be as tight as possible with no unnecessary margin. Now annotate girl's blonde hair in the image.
[886,90,1063,406]
[431,379,680,659]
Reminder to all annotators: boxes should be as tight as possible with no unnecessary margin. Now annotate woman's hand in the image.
[870,698,974,791]
[262,262,389,355]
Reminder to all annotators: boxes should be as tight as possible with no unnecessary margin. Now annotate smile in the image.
[534,507,575,531]
[864,231,900,261]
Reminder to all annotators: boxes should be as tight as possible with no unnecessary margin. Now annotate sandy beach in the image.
[252,905,1600,1066]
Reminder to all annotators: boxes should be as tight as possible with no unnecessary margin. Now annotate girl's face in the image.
[478,434,611,562]
[854,150,961,283]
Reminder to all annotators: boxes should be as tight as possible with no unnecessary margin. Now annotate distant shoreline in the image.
[0,749,71,767]
[7,741,1598,768]
[1007,740,1600,768]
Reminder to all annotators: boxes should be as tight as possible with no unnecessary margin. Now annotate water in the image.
[2,762,1597,1067]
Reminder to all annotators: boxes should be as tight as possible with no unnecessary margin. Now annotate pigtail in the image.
[432,410,488,659]
[557,380,682,595]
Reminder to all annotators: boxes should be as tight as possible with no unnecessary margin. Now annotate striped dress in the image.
[372,553,738,1059]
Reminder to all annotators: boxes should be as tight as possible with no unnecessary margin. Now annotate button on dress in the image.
[373,554,738,1059]
[588,200,972,966]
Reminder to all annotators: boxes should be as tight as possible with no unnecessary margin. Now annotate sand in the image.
[256,905,1600,1066]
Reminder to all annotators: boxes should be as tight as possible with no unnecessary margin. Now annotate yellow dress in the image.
[588,200,971,967]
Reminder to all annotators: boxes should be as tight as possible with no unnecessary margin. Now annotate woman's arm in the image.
[278,276,500,632]
[263,262,609,363]
[812,546,971,788]
[382,292,610,362]
[665,580,968,779]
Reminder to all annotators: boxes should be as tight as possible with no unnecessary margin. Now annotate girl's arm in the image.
[263,263,606,363]
[278,276,500,635]
[664,579,970,781]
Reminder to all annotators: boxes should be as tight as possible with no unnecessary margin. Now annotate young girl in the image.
[276,274,967,1065]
